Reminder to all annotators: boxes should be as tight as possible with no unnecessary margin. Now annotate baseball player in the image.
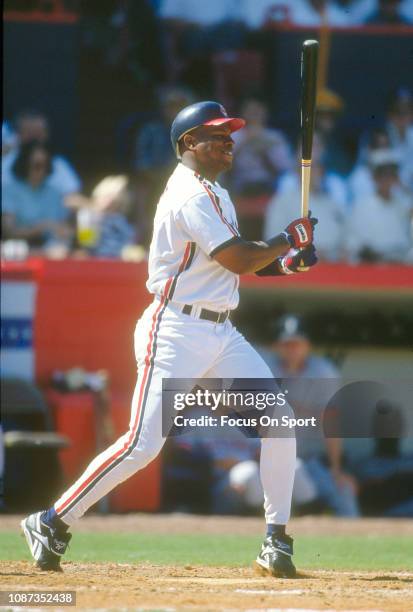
[21,101,318,577]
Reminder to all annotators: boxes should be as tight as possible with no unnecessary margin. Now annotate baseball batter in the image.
[22,101,318,577]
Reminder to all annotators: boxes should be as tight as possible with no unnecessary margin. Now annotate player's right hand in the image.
[278,244,318,274]
[284,213,318,249]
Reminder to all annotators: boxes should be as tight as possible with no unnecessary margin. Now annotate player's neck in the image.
[181,158,218,184]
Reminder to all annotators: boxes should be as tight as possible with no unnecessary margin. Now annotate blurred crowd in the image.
[2,0,413,264]
[2,89,412,264]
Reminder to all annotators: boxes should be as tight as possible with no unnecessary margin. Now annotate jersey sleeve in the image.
[178,193,241,257]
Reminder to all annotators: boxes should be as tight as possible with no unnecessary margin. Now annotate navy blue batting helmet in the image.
[170,101,245,158]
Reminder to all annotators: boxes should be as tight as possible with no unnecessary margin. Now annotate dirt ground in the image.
[2,515,413,611]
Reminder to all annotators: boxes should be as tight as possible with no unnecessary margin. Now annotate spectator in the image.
[88,175,138,259]
[277,132,348,209]
[364,0,413,24]
[227,96,293,238]
[160,0,247,88]
[349,127,394,201]
[346,149,413,263]
[385,89,413,191]
[2,110,81,197]
[315,89,354,177]
[229,96,293,196]
[133,86,193,241]
[264,159,346,261]
[260,315,359,517]
[134,86,193,179]
[2,141,73,252]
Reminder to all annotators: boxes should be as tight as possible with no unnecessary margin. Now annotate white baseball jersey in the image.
[147,162,241,312]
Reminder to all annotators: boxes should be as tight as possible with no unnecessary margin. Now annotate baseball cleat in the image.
[21,512,71,572]
[255,534,296,578]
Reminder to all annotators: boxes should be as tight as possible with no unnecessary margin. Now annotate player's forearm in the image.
[243,235,293,272]
[215,234,290,274]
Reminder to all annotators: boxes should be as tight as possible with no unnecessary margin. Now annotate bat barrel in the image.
[301,39,319,161]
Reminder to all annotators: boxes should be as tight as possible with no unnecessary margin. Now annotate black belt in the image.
[182,304,230,324]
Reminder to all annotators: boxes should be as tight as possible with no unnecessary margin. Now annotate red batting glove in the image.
[284,214,317,249]
[278,244,318,274]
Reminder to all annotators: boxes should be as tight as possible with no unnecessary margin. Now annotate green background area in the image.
[2,531,413,571]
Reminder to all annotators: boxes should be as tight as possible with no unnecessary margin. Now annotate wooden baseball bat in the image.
[300,39,319,268]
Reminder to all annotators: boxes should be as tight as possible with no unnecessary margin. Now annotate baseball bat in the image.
[299,39,319,269]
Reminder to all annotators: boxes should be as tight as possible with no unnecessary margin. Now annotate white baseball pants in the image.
[54,298,296,526]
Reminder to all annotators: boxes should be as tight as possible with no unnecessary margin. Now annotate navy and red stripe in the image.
[55,297,168,517]
[195,173,239,237]
[163,241,196,301]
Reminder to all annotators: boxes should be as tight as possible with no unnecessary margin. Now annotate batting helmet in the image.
[170,101,245,158]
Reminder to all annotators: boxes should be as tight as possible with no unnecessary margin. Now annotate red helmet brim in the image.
[202,117,246,132]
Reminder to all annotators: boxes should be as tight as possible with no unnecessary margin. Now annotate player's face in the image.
[192,125,235,175]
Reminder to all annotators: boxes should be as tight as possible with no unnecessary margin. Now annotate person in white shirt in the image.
[349,128,395,201]
[21,101,319,578]
[346,150,413,262]
[2,110,81,197]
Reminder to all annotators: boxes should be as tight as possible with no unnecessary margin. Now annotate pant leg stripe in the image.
[55,298,167,516]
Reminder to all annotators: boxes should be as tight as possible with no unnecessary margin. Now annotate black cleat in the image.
[255,534,296,578]
[21,512,71,572]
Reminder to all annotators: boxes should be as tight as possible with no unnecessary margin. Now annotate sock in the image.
[266,523,286,538]
[41,508,69,532]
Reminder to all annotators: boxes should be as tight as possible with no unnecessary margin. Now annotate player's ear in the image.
[183,133,197,151]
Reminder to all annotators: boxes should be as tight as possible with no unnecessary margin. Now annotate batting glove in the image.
[278,244,318,275]
[283,212,318,249]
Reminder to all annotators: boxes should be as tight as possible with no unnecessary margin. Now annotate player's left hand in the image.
[278,244,318,274]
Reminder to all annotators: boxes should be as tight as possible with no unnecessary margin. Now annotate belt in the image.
[182,304,230,324]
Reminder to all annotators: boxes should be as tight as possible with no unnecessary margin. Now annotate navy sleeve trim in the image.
[209,236,242,258]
